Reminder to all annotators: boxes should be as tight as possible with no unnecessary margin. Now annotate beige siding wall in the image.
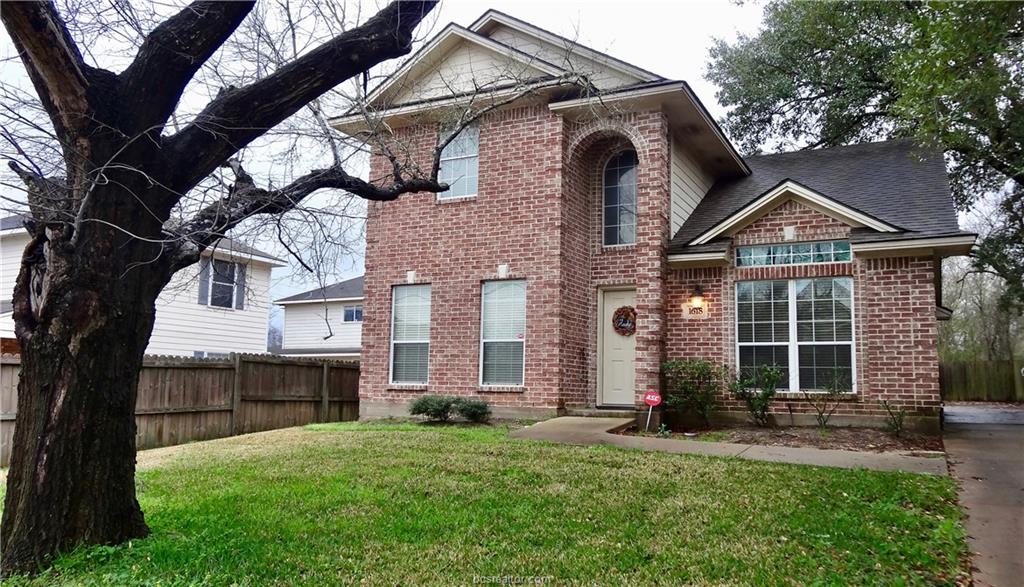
[281,301,362,352]
[390,41,547,104]
[669,137,714,234]
[1,233,272,353]
[0,232,29,338]
[486,25,641,90]
[147,259,272,356]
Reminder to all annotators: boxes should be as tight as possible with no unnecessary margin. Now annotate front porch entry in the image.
[598,287,636,407]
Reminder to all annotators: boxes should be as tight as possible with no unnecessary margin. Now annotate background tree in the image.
[707,1,1023,310]
[0,0,445,575]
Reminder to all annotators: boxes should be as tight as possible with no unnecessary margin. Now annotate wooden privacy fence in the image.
[939,358,1024,402]
[0,353,359,467]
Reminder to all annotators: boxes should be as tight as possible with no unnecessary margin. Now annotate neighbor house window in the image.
[736,241,851,267]
[480,280,526,386]
[390,284,431,384]
[603,149,638,246]
[343,304,363,323]
[438,123,479,199]
[199,258,245,310]
[736,277,854,392]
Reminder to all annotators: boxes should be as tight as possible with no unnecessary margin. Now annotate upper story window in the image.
[199,258,246,310]
[343,304,363,323]
[438,123,479,200]
[603,150,638,246]
[736,241,851,267]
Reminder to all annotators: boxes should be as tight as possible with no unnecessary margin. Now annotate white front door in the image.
[599,288,636,406]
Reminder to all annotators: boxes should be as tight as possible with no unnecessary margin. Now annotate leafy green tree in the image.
[708,1,1023,308]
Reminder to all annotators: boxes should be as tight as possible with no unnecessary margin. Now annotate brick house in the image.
[332,10,974,430]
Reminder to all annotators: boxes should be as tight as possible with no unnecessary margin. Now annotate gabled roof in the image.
[276,276,364,305]
[468,9,664,83]
[359,23,565,110]
[669,140,970,254]
[0,214,286,266]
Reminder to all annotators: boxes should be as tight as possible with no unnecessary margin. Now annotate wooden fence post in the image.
[231,353,243,435]
[321,362,330,423]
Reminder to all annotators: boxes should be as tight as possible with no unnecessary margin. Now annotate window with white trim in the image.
[736,241,851,267]
[736,277,854,392]
[209,260,238,309]
[603,150,638,246]
[390,284,431,384]
[480,280,526,386]
[343,304,363,323]
[438,124,479,199]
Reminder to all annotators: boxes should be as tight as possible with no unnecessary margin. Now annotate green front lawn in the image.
[8,423,966,585]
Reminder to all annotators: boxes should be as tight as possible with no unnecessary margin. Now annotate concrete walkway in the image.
[511,417,948,475]
[944,415,1023,587]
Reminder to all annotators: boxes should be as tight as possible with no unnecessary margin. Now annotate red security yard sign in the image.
[643,391,661,431]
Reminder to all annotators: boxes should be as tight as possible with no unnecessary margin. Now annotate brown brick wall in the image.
[664,200,941,419]
[361,107,672,415]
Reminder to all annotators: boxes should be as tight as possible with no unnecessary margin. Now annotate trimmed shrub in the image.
[454,398,492,423]
[409,395,457,422]
[662,359,727,428]
[731,364,785,427]
[802,369,851,431]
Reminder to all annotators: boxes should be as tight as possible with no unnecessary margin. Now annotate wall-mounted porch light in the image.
[690,285,705,308]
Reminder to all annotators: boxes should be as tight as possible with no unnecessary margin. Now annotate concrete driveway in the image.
[944,404,1024,587]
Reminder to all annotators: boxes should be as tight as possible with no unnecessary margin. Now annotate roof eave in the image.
[548,82,749,178]
[851,234,977,258]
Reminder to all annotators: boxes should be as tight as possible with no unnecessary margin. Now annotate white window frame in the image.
[735,278,857,393]
[437,123,479,201]
[478,280,527,387]
[389,284,431,385]
[207,260,238,310]
[736,240,852,267]
[343,304,363,323]
[602,149,638,247]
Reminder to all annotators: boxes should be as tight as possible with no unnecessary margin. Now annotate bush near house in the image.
[662,359,727,428]
[408,395,491,423]
[732,364,785,427]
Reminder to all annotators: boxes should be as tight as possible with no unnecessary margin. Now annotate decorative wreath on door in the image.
[612,306,637,336]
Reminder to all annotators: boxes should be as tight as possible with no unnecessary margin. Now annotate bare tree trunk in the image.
[0,227,166,575]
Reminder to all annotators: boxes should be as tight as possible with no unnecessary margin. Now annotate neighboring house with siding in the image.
[333,9,975,431]
[275,276,363,360]
[0,215,285,356]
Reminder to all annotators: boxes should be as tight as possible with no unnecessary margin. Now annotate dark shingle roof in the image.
[669,140,967,254]
[275,276,364,304]
[0,214,26,231]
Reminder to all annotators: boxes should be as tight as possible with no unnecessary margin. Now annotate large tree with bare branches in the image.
[0,0,453,574]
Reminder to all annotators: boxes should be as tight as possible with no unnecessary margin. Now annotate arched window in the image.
[603,149,638,245]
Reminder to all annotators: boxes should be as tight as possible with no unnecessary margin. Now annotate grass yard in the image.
[5,422,966,585]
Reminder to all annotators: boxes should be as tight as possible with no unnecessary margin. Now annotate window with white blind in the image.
[736,277,855,392]
[390,284,431,384]
[480,280,526,386]
[438,124,479,199]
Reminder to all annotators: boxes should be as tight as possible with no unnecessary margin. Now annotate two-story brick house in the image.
[333,10,974,430]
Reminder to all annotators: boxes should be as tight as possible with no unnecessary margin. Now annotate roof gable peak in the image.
[689,180,902,245]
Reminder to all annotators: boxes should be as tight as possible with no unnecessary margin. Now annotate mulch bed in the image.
[620,425,943,454]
